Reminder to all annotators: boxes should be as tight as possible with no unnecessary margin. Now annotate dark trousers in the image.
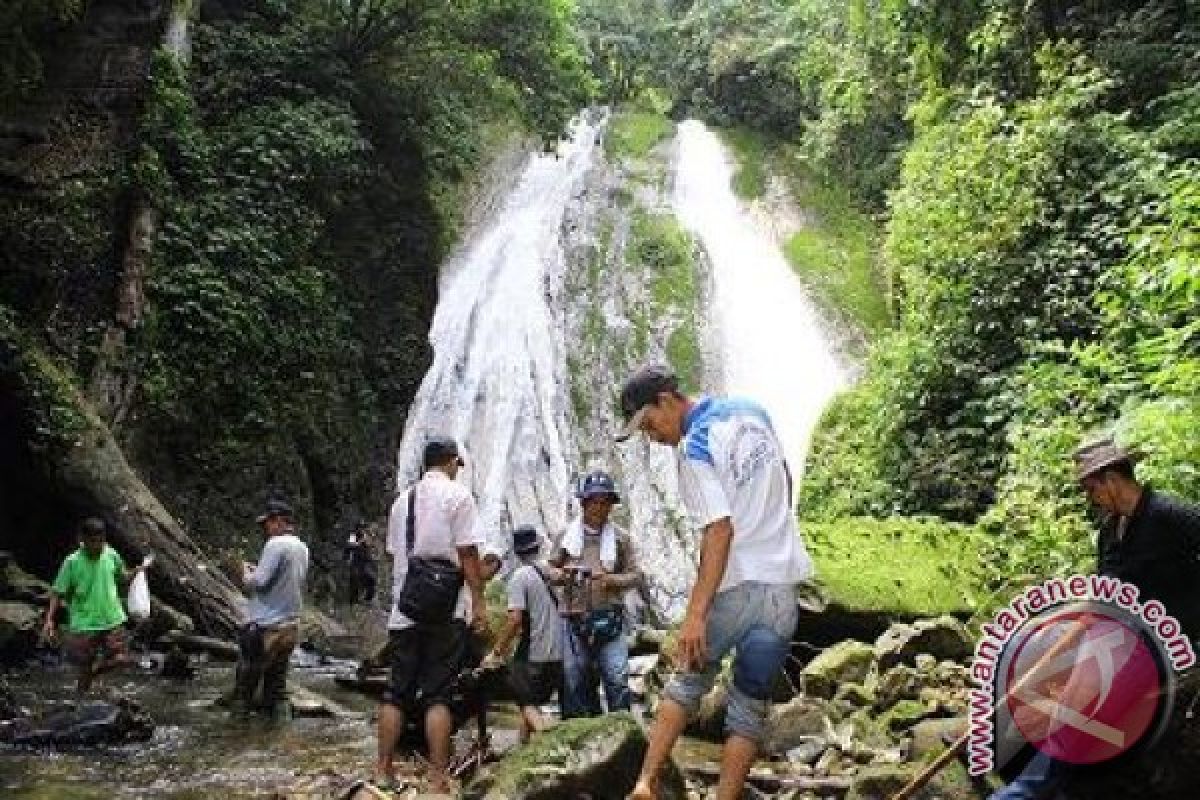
[235,622,299,710]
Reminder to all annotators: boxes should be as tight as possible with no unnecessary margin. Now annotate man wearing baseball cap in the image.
[376,434,488,793]
[618,364,812,800]
[233,498,310,722]
[548,468,642,717]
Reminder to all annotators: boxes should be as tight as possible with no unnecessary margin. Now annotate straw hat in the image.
[1073,436,1140,481]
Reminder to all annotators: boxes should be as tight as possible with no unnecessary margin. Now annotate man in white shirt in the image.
[374,436,489,793]
[616,365,813,800]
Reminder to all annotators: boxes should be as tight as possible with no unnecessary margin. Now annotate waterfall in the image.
[395,115,603,549]
[671,120,847,477]
[396,114,848,619]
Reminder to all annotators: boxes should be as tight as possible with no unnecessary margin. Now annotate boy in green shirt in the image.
[41,517,147,693]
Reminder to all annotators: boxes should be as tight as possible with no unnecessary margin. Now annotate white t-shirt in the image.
[386,470,483,629]
[676,396,813,593]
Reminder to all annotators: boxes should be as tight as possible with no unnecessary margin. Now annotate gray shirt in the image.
[245,533,309,627]
[507,562,562,663]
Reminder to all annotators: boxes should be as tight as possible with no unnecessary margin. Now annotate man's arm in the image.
[245,539,285,594]
[457,544,488,635]
[600,536,643,591]
[41,591,63,643]
[677,517,734,671]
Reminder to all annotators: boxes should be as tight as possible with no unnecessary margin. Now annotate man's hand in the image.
[471,605,491,638]
[590,567,610,591]
[675,612,707,671]
[481,650,504,670]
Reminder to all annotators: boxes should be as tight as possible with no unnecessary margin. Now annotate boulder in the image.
[767,695,833,753]
[464,712,686,800]
[875,664,923,708]
[0,554,51,605]
[847,761,985,800]
[0,600,41,661]
[907,717,966,760]
[0,695,154,747]
[299,608,360,658]
[802,640,876,699]
[874,616,972,671]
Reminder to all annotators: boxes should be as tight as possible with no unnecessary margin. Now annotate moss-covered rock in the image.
[802,640,876,699]
[874,616,973,671]
[847,761,985,800]
[465,712,685,800]
[767,695,834,754]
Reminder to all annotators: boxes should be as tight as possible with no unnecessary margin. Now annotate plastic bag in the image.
[127,558,152,619]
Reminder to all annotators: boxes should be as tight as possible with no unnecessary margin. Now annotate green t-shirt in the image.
[51,545,128,633]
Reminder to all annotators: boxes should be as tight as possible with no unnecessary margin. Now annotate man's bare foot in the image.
[628,777,657,800]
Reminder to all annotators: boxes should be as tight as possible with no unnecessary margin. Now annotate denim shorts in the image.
[663,581,797,743]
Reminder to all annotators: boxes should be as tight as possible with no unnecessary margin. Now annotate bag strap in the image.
[406,484,418,555]
[532,565,558,608]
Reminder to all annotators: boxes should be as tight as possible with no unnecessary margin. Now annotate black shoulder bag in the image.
[392,484,464,625]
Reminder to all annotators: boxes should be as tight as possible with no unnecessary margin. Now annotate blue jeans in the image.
[662,581,797,743]
[562,613,631,717]
[989,752,1068,800]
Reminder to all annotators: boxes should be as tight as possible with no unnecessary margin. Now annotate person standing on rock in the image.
[615,364,813,800]
[42,516,149,694]
[549,468,642,718]
[232,498,310,722]
[484,524,564,742]
[375,435,490,793]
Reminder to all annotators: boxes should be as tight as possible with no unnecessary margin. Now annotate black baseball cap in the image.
[615,364,678,441]
[423,435,464,470]
[255,499,294,525]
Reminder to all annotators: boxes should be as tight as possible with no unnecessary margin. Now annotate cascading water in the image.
[671,120,848,478]
[396,113,848,618]
[395,115,603,549]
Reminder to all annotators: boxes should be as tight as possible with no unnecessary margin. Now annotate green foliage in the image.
[805,516,987,615]
[720,128,767,200]
[0,307,89,452]
[576,0,671,103]
[605,109,673,161]
[720,126,889,338]
[780,1,1200,590]
[0,0,84,101]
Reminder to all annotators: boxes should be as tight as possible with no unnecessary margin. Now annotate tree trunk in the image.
[2,331,244,638]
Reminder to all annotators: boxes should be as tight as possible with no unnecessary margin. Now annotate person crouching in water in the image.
[485,525,563,742]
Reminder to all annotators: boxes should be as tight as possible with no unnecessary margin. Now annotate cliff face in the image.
[0,0,455,604]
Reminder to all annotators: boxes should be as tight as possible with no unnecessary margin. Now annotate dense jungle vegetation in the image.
[606,0,1199,610]
[3,0,1197,614]
[1,0,593,570]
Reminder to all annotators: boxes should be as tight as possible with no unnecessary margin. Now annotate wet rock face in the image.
[465,712,686,800]
[0,601,42,662]
[0,695,154,747]
[874,616,973,671]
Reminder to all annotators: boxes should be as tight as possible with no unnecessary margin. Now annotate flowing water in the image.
[671,120,848,477]
[394,115,604,549]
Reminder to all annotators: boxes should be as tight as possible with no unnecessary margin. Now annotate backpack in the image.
[392,484,464,625]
